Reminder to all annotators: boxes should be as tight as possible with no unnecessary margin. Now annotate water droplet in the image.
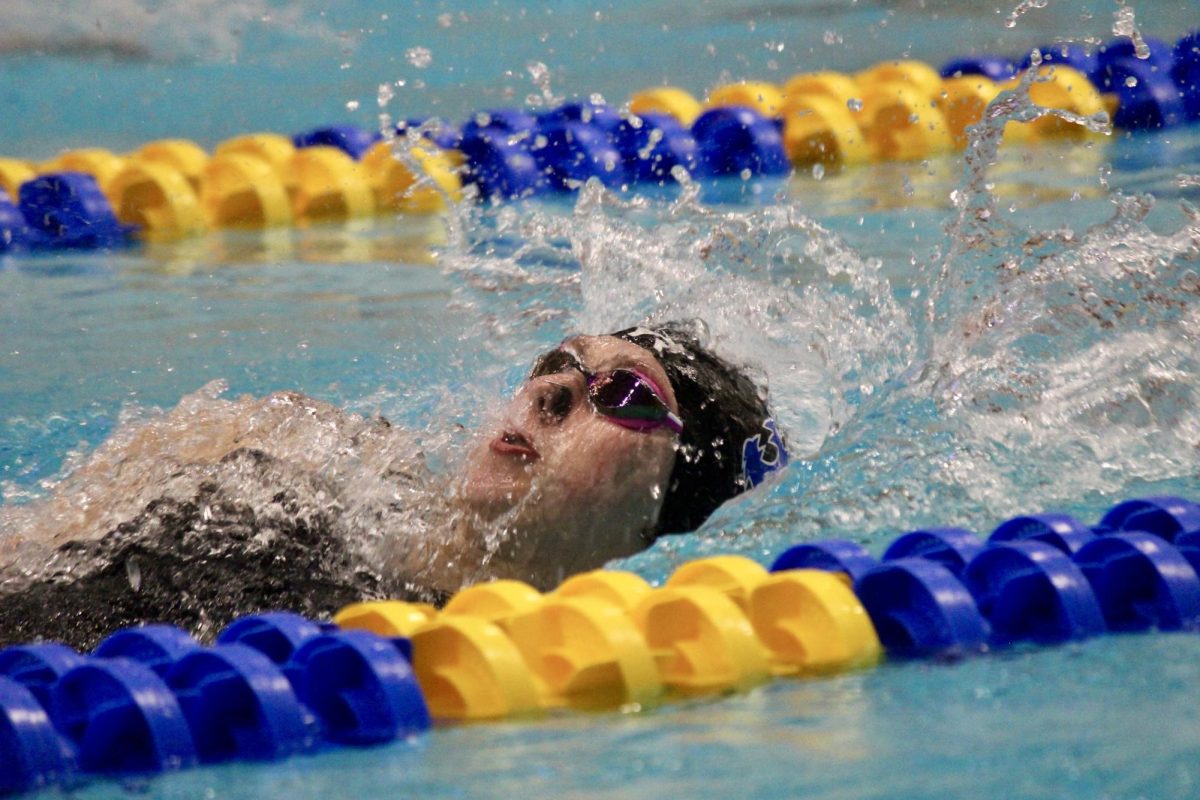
[1124,75,1138,88]
[740,168,753,181]
[437,13,453,28]
[126,557,142,592]
[377,82,394,108]
[405,46,433,68]
[823,30,843,45]
[345,100,360,112]
[847,98,863,112]
[811,163,825,180]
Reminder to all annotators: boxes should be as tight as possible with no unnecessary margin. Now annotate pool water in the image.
[3,0,1200,797]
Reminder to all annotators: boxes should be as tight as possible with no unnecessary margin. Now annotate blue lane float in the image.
[538,101,625,137]
[1174,530,1200,577]
[853,558,991,658]
[293,125,381,160]
[531,121,626,191]
[613,112,699,182]
[0,677,73,794]
[287,631,430,745]
[165,645,316,763]
[1019,41,1101,80]
[881,527,984,579]
[1072,532,1200,632]
[396,119,463,150]
[939,55,1018,81]
[461,108,539,141]
[987,512,1097,555]
[18,173,132,250]
[51,659,197,775]
[3,30,1199,253]
[1093,36,1177,91]
[1175,32,1200,119]
[216,611,326,666]
[4,493,1200,792]
[0,191,32,252]
[219,616,430,744]
[0,618,429,793]
[691,107,790,178]
[1108,58,1190,130]
[93,624,202,677]
[0,644,86,711]
[460,128,544,200]
[1095,495,1200,542]
[769,539,878,582]
[962,541,1107,645]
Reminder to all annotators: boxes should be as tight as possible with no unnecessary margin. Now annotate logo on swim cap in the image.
[741,418,789,489]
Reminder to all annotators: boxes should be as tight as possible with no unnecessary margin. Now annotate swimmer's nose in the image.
[535,380,575,425]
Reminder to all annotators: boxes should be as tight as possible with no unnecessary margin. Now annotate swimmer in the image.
[0,321,786,647]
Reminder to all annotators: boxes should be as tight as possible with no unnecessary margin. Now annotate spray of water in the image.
[431,57,1200,581]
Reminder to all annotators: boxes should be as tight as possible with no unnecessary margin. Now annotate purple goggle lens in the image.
[530,349,684,434]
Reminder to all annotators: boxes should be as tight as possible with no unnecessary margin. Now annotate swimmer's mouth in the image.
[491,429,540,461]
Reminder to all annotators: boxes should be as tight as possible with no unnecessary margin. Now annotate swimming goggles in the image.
[529,348,684,434]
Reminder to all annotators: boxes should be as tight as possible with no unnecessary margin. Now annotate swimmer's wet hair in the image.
[612,321,787,537]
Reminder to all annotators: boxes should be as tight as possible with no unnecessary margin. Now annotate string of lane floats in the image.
[3,32,1200,793]
[1,31,1198,253]
[5,494,1200,793]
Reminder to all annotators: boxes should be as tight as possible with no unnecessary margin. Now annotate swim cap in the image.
[612,321,788,536]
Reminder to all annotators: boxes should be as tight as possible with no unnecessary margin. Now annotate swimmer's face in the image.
[457,334,680,587]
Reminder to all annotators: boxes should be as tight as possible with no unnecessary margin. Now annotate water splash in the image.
[526,61,562,109]
[1004,0,1050,30]
[0,383,474,645]
[612,66,1197,580]
[1112,0,1150,60]
[406,46,434,69]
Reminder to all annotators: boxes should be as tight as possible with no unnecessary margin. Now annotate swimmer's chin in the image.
[453,465,532,521]
[455,438,542,518]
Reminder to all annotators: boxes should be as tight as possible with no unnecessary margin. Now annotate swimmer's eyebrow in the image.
[565,338,654,373]
[567,338,675,401]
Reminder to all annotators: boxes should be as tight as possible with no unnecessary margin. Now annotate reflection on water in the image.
[133,215,447,276]
[784,139,1110,215]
